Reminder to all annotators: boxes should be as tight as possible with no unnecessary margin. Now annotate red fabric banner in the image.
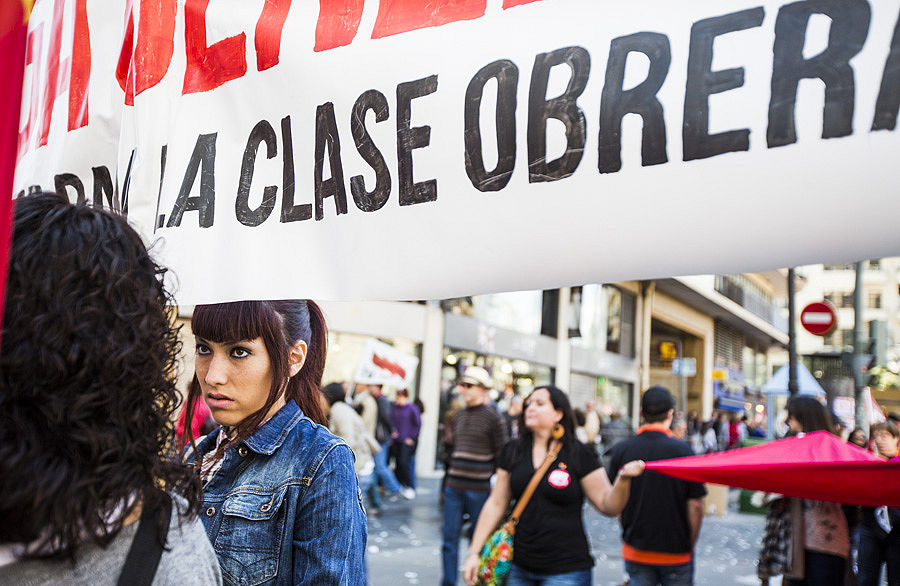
[0,1,30,335]
[645,431,900,507]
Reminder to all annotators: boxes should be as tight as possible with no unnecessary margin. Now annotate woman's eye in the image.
[196,344,211,355]
[231,347,251,359]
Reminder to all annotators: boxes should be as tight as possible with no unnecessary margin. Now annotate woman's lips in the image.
[206,393,234,409]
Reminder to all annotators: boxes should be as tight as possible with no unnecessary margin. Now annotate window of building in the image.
[869,292,882,309]
[441,291,544,336]
[841,329,854,347]
[606,286,636,358]
[571,285,635,357]
[841,294,854,309]
[824,263,855,271]
[869,259,881,270]
[824,292,839,306]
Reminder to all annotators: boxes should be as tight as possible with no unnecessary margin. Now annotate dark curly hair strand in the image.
[0,193,201,560]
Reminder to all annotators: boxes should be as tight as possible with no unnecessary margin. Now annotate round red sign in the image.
[800,301,838,336]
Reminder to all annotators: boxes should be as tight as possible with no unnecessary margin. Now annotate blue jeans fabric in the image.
[375,440,403,494]
[625,560,693,586]
[506,564,592,585]
[857,525,900,586]
[441,486,489,586]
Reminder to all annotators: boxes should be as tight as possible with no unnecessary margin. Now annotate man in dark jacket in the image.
[607,386,706,586]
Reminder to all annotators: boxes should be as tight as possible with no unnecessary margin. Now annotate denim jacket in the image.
[185,401,367,585]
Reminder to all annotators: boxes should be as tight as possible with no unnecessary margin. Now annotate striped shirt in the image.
[446,404,507,492]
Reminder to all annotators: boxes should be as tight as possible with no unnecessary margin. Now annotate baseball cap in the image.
[641,385,675,417]
[459,366,492,389]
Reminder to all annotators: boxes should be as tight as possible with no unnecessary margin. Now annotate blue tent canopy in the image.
[762,364,826,396]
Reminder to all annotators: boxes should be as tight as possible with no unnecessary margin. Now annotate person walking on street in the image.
[607,386,707,586]
[463,386,645,586]
[441,366,508,586]
[758,396,850,586]
[320,382,381,515]
[371,384,408,500]
[857,420,900,586]
[392,389,421,499]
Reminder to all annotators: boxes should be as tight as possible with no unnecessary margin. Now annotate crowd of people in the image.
[1,192,898,586]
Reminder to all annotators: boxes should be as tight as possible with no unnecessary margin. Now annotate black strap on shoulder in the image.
[117,493,173,586]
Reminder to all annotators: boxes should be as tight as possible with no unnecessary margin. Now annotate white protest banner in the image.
[13,0,900,304]
[353,338,420,388]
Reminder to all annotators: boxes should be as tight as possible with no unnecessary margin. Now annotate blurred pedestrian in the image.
[601,410,632,452]
[184,300,366,584]
[441,366,508,586]
[320,382,381,515]
[574,408,589,443]
[849,428,869,449]
[505,395,524,439]
[392,389,421,498]
[0,193,220,584]
[716,412,730,451]
[463,386,644,585]
[761,396,849,586]
[370,384,407,500]
[700,421,718,454]
[671,416,688,441]
[585,400,602,446]
[857,420,900,586]
[607,386,707,586]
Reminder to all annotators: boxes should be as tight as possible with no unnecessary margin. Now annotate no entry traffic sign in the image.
[801,302,838,336]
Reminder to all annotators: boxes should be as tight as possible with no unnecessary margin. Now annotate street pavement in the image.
[367,477,773,586]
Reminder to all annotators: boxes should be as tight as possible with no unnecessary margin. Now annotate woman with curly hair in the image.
[0,193,220,584]
[182,300,367,585]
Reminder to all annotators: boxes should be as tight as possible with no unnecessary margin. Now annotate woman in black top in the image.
[463,386,644,585]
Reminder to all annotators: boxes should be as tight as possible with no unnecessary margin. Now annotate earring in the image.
[552,423,564,439]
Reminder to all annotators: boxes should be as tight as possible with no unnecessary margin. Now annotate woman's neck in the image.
[532,428,551,444]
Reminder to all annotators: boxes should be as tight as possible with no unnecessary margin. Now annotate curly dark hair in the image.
[0,193,200,560]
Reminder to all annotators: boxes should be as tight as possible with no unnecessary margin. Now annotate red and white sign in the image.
[353,339,419,389]
[800,301,838,336]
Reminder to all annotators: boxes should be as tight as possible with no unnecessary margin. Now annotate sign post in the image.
[672,358,697,412]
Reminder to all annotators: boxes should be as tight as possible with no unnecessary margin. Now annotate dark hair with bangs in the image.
[0,193,200,559]
[184,300,328,459]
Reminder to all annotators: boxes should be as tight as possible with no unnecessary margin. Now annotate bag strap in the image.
[504,438,563,535]
[117,493,173,586]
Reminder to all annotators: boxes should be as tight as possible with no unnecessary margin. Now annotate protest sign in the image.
[13,0,900,303]
[353,338,420,388]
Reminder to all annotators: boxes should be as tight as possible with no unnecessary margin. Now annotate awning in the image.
[762,364,825,396]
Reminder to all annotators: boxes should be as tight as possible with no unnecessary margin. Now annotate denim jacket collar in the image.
[244,400,304,455]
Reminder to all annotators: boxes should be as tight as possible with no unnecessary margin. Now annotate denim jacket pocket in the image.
[215,486,289,586]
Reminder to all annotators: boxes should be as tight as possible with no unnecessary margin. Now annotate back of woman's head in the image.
[321,382,346,406]
[0,193,199,558]
[186,299,328,448]
[786,396,833,434]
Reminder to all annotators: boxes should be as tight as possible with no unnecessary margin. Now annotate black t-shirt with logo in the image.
[498,439,601,574]
[606,431,707,555]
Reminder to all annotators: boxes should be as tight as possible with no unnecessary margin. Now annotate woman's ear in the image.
[289,340,308,378]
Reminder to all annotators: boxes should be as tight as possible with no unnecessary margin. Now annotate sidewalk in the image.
[367,477,769,586]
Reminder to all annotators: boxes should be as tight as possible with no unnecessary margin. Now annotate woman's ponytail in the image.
[291,300,327,426]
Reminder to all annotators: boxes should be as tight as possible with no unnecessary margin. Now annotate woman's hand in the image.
[619,460,645,478]
[463,551,480,585]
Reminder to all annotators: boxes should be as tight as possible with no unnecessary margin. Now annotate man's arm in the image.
[492,412,509,457]
[687,497,704,549]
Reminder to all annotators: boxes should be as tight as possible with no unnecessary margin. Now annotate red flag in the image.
[645,431,900,507]
[0,0,31,333]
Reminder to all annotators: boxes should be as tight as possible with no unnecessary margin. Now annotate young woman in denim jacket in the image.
[184,300,367,585]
